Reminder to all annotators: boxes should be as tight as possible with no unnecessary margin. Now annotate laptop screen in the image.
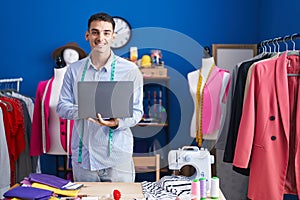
[77,81,133,119]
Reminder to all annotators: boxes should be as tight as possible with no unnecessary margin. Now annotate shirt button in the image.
[61,132,65,135]
[269,116,275,121]
[271,136,276,141]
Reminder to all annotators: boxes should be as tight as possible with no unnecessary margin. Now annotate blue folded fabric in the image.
[4,186,53,200]
[29,173,70,189]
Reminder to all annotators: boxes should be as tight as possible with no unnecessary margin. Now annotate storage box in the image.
[140,67,167,77]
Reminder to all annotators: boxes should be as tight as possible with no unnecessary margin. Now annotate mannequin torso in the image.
[188,57,230,141]
[48,67,68,154]
[188,57,216,105]
[48,48,80,154]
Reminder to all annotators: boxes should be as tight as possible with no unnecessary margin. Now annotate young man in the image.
[56,12,144,182]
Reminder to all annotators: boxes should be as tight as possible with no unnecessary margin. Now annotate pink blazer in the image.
[30,78,73,156]
[233,52,300,199]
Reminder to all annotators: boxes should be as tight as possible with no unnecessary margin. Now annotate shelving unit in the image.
[141,76,170,127]
[56,155,72,180]
[131,76,170,181]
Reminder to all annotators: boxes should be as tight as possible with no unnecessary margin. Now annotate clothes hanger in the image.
[262,40,268,54]
[266,39,277,57]
[286,33,300,56]
[271,39,277,53]
[274,37,281,53]
[0,83,15,111]
[0,99,13,112]
[259,40,267,55]
[283,35,289,51]
[4,88,18,95]
[265,39,270,53]
[0,82,18,96]
[269,38,279,57]
[286,33,300,76]
[279,35,290,56]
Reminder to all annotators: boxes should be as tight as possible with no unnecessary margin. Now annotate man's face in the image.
[85,20,114,54]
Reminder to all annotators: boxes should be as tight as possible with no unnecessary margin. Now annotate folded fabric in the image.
[32,182,79,197]
[29,173,70,189]
[157,175,191,196]
[141,176,192,199]
[4,186,53,200]
[141,181,177,200]
[11,196,59,200]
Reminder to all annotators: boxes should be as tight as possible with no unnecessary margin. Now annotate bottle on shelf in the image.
[147,90,151,119]
[153,90,157,118]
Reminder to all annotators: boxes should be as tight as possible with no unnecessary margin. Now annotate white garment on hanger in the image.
[0,108,10,198]
[11,91,34,121]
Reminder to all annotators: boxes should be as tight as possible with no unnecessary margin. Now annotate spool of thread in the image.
[191,178,200,200]
[210,176,219,199]
[200,177,207,199]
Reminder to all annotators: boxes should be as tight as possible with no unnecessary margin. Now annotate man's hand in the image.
[88,113,119,129]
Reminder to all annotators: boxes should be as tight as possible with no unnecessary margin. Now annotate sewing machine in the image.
[168,146,214,191]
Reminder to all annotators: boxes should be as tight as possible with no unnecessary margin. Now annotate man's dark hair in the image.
[88,12,115,31]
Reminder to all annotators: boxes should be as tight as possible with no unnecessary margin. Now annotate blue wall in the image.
[258,0,300,40]
[0,0,260,97]
[258,0,300,52]
[0,0,261,152]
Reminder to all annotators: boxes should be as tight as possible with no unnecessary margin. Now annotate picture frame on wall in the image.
[212,44,258,71]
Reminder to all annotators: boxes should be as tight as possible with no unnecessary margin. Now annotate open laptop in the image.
[77,81,133,119]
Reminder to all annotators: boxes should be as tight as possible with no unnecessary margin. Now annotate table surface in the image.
[77,182,226,200]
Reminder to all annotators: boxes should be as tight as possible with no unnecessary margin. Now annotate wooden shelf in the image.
[137,122,168,126]
[143,76,170,80]
[56,155,72,179]
[58,166,72,171]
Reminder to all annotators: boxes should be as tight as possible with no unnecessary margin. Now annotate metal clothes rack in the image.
[257,33,300,52]
[0,77,23,92]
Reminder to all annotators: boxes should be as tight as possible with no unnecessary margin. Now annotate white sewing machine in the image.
[168,146,214,191]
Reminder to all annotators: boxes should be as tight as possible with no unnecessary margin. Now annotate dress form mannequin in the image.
[188,57,230,142]
[31,42,86,157]
[48,48,80,154]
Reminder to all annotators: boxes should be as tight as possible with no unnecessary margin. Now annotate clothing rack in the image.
[258,33,300,52]
[0,77,23,92]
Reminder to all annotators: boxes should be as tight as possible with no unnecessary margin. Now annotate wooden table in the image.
[77,182,226,200]
[77,182,144,200]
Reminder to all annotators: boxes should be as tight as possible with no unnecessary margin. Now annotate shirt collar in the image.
[87,50,115,71]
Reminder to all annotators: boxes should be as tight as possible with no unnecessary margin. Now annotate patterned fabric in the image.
[141,176,191,199]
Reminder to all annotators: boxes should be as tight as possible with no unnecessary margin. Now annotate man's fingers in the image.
[88,117,99,124]
[97,113,103,122]
[87,114,115,127]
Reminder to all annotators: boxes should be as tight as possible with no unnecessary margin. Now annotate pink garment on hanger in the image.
[30,78,73,156]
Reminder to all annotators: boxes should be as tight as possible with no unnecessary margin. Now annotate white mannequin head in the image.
[63,48,80,66]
